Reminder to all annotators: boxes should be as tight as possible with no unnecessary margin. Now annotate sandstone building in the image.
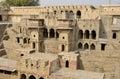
[0,4,120,79]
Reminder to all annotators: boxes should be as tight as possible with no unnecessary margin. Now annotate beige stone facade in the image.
[0,5,120,79]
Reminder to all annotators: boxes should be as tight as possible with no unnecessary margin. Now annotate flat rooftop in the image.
[22,52,58,61]
[51,68,104,79]
[0,58,17,72]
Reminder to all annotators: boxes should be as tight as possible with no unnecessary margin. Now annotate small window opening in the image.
[17,38,20,43]
[113,33,116,39]
[21,54,24,56]
[101,44,106,51]
[62,45,65,51]
[66,60,69,68]
[33,42,36,49]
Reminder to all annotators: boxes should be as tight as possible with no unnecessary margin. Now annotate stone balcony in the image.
[27,18,44,29]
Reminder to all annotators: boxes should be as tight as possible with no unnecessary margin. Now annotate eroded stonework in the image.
[0,5,120,79]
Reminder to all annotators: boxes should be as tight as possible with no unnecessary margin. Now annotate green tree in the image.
[0,0,40,6]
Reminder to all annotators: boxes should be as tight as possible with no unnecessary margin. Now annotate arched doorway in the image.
[69,10,74,19]
[20,74,26,79]
[29,75,36,79]
[62,45,65,51]
[112,33,116,39]
[43,28,48,38]
[78,30,83,39]
[50,28,55,38]
[90,44,95,50]
[66,60,69,68]
[76,10,81,18]
[39,77,44,79]
[91,30,96,39]
[84,30,89,39]
[84,43,89,50]
[78,42,82,49]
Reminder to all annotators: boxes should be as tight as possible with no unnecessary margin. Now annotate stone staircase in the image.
[2,26,22,59]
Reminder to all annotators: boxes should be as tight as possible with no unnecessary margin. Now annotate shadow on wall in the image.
[77,56,84,70]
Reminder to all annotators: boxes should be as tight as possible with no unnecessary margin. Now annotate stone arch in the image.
[78,42,82,49]
[90,43,95,50]
[61,10,63,14]
[29,75,36,79]
[56,31,59,38]
[70,10,73,13]
[84,30,90,39]
[62,44,65,51]
[69,10,74,19]
[91,30,96,39]
[113,33,116,39]
[84,43,89,50]
[78,30,83,39]
[65,10,68,13]
[76,10,81,18]
[65,60,69,68]
[39,77,44,79]
[20,74,26,79]
[43,28,48,38]
[50,28,55,38]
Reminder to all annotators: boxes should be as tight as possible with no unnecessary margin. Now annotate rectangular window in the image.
[101,44,106,51]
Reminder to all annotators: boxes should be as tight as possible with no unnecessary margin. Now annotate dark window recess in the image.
[91,30,96,39]
[113,33,116,39]
[39,77,44,79]
[84,30,89,39]
[66,60,69,68]
[20,74,26,79]
[78,30,83,39]
[56,31,59,38]
[62,45,65,51]
[101,44,106,51]
[5,71,11,74]
[76,11,81,18]
[0,15,2,21]
[17,38,20,43]
[29,75,36,79]
[23,38,27,43]
[33,42,36,49]
[50,29,55,38]
[78,42,82,49]
[0,70,3,73]
[21,54,24,56]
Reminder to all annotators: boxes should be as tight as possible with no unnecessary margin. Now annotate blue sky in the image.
[0,0,119,6]
[40,0,120,6]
